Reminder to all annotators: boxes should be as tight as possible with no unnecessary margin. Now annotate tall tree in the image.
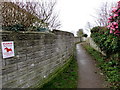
[77,29,83,37]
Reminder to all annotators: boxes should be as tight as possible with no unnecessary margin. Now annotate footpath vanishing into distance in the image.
[76,43,107,88]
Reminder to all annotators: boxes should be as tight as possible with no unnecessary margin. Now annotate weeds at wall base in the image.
[33,55,78,88]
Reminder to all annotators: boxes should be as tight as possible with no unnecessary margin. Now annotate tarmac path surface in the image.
[76,43,107,88]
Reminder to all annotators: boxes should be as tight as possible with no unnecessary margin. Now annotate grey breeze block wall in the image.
[87,37,106,56]
[0,30,77,88]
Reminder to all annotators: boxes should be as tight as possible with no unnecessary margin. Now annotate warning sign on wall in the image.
[1,41,15,58]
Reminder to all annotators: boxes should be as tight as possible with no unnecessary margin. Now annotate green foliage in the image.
[91,26,120,57]
[90,26,120,89]
[41,57,78,88]
[36,27,49,32]
[83,34,88,37]
[2,24,27,31]
[2,24,50,32]
[91,26,101,33]
[77,29,83,37]
[83,44,120,89]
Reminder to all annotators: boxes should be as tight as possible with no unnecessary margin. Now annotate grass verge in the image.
[41,56,78,88]
[82,43,120,89]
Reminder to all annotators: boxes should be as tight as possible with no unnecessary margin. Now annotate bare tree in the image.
[85,22,92,32]
[92,2,116,27]
[15,0,61,29]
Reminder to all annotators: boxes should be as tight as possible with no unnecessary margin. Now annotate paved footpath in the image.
[76,43,107,88]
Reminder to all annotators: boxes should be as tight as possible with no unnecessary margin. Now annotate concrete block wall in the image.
[87,37,106,56]
[74,37,81,43]
[0,30,75,88]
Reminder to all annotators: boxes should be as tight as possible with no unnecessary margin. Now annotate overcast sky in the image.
[11,0,119,36]
[55,0,119,36]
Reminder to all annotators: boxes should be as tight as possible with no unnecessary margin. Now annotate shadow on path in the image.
[76,43,107,88]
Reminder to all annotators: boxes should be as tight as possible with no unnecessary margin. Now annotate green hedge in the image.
[91,26,120,57]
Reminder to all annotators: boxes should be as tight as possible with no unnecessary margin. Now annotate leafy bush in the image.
[91,26,120,57]
[91,1,120,57]
[83,34,88,37]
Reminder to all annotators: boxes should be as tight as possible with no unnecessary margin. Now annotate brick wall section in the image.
[0,30,78,88]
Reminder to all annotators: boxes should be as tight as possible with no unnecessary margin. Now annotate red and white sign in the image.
[1,41,15,58]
